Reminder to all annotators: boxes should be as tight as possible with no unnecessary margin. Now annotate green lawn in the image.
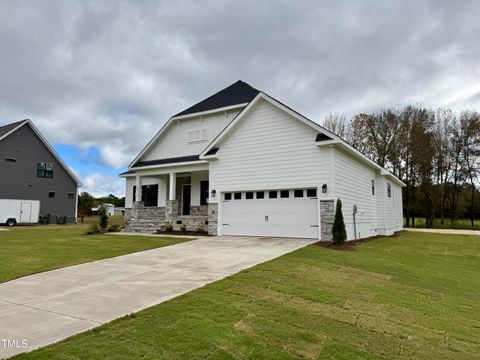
[13,231,480,359]
[0,225,190,284]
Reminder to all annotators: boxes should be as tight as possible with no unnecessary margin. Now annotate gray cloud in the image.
[1,0,479,172]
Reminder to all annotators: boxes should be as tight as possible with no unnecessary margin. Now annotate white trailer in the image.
[0,199,40,226]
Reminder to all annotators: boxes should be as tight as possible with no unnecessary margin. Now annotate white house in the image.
[120,81,404,240]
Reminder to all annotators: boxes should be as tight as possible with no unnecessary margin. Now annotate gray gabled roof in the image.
[174,80,259,117]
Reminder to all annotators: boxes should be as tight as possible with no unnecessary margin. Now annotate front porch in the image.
[124,167,218,234]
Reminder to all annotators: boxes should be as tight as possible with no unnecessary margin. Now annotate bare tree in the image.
[432,109,455,224]
[323,113,349,139]
[460,110,480,226]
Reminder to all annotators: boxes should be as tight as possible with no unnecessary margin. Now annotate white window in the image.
[187,128,209,143]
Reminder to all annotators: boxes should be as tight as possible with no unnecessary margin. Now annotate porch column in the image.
[135,175,142,202]
[169,173,176,200]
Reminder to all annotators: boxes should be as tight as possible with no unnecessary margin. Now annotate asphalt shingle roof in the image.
[174,80,259,117]
[0,120,27,140]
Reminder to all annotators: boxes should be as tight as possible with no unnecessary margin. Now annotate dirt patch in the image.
[155,230,212,237]
[315,232,402,251]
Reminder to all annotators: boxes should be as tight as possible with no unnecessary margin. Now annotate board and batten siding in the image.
[209,98,332,195]
[140,110,241,161]
[333,147,378,240]
[125,176,167,208]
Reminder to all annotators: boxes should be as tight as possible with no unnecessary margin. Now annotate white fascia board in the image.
[170,103,248,121]
[20,121,82,186]
[0,119,29,141]
[315,139,340,146]
[126,162,209,177]
[128,160,209,172]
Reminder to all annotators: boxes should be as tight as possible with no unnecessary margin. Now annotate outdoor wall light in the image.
[322,184,328,193]
[211,189,216,198]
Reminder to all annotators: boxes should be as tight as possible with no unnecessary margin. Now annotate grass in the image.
[0,224,190,284]
[13,231,480,359]
[404,217,480,230]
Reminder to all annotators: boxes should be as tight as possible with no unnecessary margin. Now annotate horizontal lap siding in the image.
[210,99,331,192]
[0,125,77,217]
[394,183,403,230]
[385,182,403,232]
[334,148,378,240]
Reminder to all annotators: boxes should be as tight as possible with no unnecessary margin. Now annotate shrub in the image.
[332,199,347,244]
[165,223,173,232]
[107,224,121,232]
[180,224,187,232]
[86,223,100,235]
[98,206,109,230]
[195,224,206,233]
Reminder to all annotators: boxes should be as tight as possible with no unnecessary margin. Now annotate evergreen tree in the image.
[98,205,109,231]
[332,199,347,244]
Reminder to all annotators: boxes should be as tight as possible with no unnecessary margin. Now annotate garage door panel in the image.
[221,194,319,239]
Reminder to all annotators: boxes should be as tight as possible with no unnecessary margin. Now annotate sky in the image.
[0,0,479,197]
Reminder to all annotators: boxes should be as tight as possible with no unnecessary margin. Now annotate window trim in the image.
[37,162,54,178]
[387,183,392,198]
[294,189,304,198]
[245,192,254,199]
[280,190,290,198]
[234,192,242,200]
[256,191,265,199]
[268,191,278,199]
[224,193,232,201]
[306,188,317,198]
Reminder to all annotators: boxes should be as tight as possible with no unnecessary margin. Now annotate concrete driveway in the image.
[0,236,316,358]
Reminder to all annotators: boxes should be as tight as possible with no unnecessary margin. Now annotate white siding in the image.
[334,147,378,240]
[375,175,386,234]
[125,178,135,208]
[140,110,241,161]
[375,177,403,235]
[125,176,167,208]
[209,99,332,194]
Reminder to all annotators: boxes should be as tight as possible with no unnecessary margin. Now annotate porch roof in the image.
[131,154,200,168]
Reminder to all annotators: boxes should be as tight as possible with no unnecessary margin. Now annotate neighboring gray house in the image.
[0,119,81,222]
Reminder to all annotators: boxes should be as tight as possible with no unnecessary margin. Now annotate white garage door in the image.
[221,188,319,239]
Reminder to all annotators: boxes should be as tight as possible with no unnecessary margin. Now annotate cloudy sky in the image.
[0,0,479,196]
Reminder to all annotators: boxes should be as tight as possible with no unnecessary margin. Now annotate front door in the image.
[182,184,191,215]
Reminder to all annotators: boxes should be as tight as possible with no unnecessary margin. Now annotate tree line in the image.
[323,106,480,227]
